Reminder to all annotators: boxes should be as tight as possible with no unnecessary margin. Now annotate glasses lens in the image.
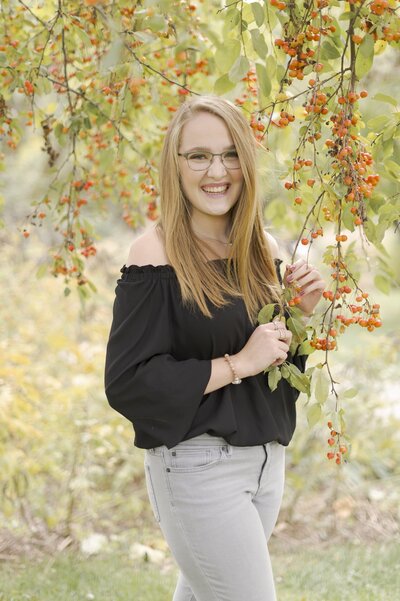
[186,151,241,170]
[187,152,212,171]
[222,150,240,169]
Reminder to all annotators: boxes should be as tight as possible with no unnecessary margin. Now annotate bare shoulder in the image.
[126,226,169,267]
[263,229,280,260]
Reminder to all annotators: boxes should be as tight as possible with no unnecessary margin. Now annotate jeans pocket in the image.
[164,445,230,473]
[144,462,161,523]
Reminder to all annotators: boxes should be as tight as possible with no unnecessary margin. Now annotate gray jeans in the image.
[144,433,286,601]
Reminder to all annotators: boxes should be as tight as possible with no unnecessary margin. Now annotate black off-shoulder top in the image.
[104,258,307,449]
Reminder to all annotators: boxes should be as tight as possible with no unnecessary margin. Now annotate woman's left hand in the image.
[283,259,326,317]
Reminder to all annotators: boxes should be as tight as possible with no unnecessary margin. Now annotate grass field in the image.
[0,542,399,601]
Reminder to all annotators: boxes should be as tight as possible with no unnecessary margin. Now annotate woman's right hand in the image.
[233,322,292,378]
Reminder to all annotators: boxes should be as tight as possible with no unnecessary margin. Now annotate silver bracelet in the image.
[224,354,242,385]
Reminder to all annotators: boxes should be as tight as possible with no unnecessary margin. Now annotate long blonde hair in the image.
[156,95,282,325]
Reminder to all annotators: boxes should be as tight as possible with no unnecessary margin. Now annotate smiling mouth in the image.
[201,184,230,196]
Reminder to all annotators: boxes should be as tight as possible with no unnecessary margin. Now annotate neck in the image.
[191,216,231,243]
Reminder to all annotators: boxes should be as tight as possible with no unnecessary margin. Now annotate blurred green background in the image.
[1,22,400,601]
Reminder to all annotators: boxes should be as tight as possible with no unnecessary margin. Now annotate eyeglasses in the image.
[178,150,241,171]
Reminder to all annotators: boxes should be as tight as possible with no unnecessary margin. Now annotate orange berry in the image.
[294,196,303,205]
[360,90,368,98]
[301,238,309,245]
[24,80,34,95]
[328,438,335,446]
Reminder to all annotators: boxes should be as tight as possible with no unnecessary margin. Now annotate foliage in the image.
[1,543,400,600]
[1,0,400,486]
[0,0,399,295]
[1,234,399,547]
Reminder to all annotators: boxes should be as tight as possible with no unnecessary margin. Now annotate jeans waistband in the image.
[176,433,229,446]
[147,433,230,455]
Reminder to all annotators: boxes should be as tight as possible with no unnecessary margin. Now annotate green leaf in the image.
[281,363,290,379]
[36,263,48,279]
[145,15,167,32]
[256,62,271,97]
[338,11,353,20]
[74,26,91,46]
[287,316,307,344]
[385,159,400,178]
[320,41,341,60]
[226,6,241,27]
[268,367,282,392]
[229,55,250,83]
[367,115,390,130]
[242,3,255,24]
[258,303,276,324]
[276,63,286,84]
[213,73,236,94]
[99,37,124,74]
[343,388,358,399]
[87,280,98,293]
[284,363,311,395]
[313,367,330,404]
[342,206,355,233]
[215,40,241,72]
[133,30,158,44]
[372,93,398,107]
[355,34,374,79]
[289,339,299,357]
[297,339,315,356]
[363,219,377,243]
[251,2,265,27]
[251,29,268,60]
[266,55,276,79]
[307,404,322,428]
[374,274,391,294]
[383,125,396,142]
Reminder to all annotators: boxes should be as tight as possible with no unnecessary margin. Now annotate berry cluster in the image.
[326,421,347,465]
[138,165,159,221]
[273,9,336,82]
[310,330,337,351]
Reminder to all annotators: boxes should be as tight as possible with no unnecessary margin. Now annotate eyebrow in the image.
[184,145,236,152]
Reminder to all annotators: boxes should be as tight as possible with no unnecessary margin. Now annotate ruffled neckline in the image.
[120,257,282,276]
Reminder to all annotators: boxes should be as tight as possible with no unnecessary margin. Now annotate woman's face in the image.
[178,112,244,225]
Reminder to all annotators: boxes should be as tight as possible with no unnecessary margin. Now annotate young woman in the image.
[104,95,325,601]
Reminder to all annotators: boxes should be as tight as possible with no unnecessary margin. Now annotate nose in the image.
[206,155,227,177]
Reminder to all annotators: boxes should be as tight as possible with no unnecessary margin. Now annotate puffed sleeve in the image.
[104,265,212,449]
